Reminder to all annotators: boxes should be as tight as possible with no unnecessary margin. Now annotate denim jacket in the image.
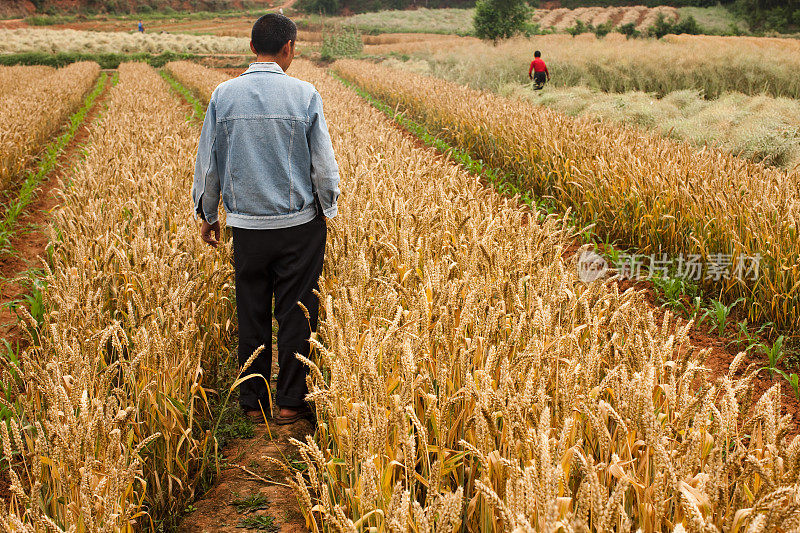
[191,62,340,229]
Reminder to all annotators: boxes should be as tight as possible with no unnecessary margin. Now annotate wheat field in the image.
[0,66,54,97]
[162,59,800,532]
[0,62,235,530]
[334,59,800,334]
[2,20,800,528]
[385,56,800,170]
[398,33,800,100]
[0,62,99,192]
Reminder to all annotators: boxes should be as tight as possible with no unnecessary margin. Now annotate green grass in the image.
[159,70,206,124]
[0,72,108,257]
[678,6,748,34]
[233,494,270,513]
[237,515,278,531]
[0,51,198,69]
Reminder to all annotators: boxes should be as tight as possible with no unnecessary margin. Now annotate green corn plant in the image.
[759,335,786,378]
[702,297,744,336]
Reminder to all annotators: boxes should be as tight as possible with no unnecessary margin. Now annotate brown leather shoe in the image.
[273,406,314,425]
[243,409,268,424]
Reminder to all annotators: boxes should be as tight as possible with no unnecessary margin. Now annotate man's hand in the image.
[200,220,221,248]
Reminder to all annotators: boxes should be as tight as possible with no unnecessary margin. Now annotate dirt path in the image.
[0,18,26,29]
[178,357,312,533]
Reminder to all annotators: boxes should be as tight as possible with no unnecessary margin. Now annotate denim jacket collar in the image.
[241,62,286,76]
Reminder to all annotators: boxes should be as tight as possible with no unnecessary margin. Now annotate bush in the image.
[617,22,640,39]
[473,0,530,41]
[593,21,614,38]
[732,0,800,32]
[296,0,341,14]
[320,28,363,60]
[647,13,704,38]
[523,22,545,35]
[673,14,702,34]
[647,13,674,38]
[565,19,591,36]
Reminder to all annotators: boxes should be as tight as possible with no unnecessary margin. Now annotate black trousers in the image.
[232,215,326,411]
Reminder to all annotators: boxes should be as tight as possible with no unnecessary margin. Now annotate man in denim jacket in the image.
[192,14,339,425]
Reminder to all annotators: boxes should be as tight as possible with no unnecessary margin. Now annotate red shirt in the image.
[529,58,548,76]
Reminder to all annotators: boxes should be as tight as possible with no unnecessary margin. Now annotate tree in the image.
[473,0,530,42]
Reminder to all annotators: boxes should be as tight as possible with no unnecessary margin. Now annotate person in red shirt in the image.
[528,50,550,89]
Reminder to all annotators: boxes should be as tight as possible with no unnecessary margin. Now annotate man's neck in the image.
[254,55,290,71]
[255,55,279,64]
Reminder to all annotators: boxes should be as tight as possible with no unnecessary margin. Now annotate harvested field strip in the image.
[0,71,108,256]
[493,82,800,170]
[0,63,235,530]
[0,28,249,55]
[0,61,99,192]
[172,59,800,531]
[334,59,800,335]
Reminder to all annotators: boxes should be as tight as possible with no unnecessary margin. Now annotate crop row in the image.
[0,28,249,55]
[0,62,99,192]
[0,65,54,97]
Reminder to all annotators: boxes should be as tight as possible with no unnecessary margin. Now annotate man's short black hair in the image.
[251,14,297,55]
[534,50,541,58]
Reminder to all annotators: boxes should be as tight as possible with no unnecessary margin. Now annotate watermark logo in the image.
[576,249,762,284]
[578,250,609,282]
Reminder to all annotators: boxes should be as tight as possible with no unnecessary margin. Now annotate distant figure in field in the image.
[279,7,284,14]
[528,50,550,90]
[138,20,144,33]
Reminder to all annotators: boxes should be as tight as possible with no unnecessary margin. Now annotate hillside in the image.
[0,0,273,18]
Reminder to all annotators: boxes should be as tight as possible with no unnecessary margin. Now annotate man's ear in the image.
[283,40,294,56]
[250,41,257,55]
